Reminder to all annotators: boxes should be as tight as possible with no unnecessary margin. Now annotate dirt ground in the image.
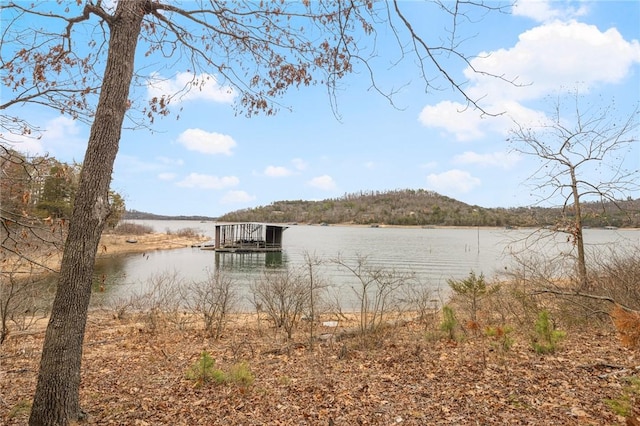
[97,233,210,257]
[2,309,639,425]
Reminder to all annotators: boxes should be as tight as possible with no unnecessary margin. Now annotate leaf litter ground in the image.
[2,312,638,425]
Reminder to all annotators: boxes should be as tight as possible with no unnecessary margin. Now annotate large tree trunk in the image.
[29,2,147,425]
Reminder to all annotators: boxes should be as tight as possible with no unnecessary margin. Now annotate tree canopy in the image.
[1,0,510,126]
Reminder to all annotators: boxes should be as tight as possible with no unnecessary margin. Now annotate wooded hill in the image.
[217,189,640,228]
[123,210,215,222]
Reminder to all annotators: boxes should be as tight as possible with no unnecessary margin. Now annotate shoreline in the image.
[97,232,210,257]
[4,233,210,274]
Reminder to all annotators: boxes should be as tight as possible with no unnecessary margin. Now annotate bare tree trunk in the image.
[569,166,588,289]
[29,2,147,424]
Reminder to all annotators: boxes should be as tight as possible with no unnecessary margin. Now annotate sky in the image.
[4,0,640,217]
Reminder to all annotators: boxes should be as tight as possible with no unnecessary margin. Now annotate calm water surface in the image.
[91,220,639,310]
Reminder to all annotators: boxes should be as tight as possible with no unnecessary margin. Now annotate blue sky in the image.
[5,0,640,217]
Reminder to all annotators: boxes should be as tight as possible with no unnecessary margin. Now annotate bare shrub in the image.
[170,227,202,238]
[300,251,328,349]
[588,247,640,311]
[332,254,414,335]
[1,271,52,343]
[251,268,308,339]
[504,246,640,329]
[188,269,238,339]
[107,294,137,320]
[113,222,154,235]
[401,283,439,328]
[132,271,190,332]
[611,305,640,349]
[494,252,563,327]
[544,248,640,327]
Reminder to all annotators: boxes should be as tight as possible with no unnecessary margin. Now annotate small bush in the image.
[531,310,565,354]
[448,271,497,324]
[185,351,224,387]
[440,305,458,341]
[485,325,514,352]
[185,352,255,388]
[604,376,640,418]
[227,362,255,387]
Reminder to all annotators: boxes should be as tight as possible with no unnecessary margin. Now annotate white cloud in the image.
[292,158,308,171]
[220,190,256,204]
[147,72,235,104]
[5,116,85,159]
[419,101,487,141]
[157,173,176,181]
[4,131,44,156]
[453,151,521,169]
[426,169,481,193]
[364,161,376,169]
[264,165,292,177]
[467,21,640,102]
[419,20,640,140]
[420,100,546,141]
[176,173,239,189]
[512,0,588,23]
[420,161,438,170]
[308,175,337,191]
[177,128,236,155]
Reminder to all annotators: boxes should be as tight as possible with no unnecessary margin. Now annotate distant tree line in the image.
[123,210,215,222]
[219,189,640,228]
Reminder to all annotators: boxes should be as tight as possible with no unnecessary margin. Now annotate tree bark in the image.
[569,165,588,289]
[29,2,147,424]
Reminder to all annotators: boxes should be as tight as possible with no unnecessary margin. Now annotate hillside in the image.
[123,210,216,221]
[218,189,640,228]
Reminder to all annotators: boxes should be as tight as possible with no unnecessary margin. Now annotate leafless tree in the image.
[0,1,511,423]
[509,91,639,290]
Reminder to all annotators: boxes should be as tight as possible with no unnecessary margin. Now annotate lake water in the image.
[91,220,640,310]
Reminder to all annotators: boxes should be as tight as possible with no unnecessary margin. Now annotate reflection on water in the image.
[214,251,286,271]
[86,221,639,310]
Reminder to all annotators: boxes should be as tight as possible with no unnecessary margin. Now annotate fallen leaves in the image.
[1,313,638,425]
